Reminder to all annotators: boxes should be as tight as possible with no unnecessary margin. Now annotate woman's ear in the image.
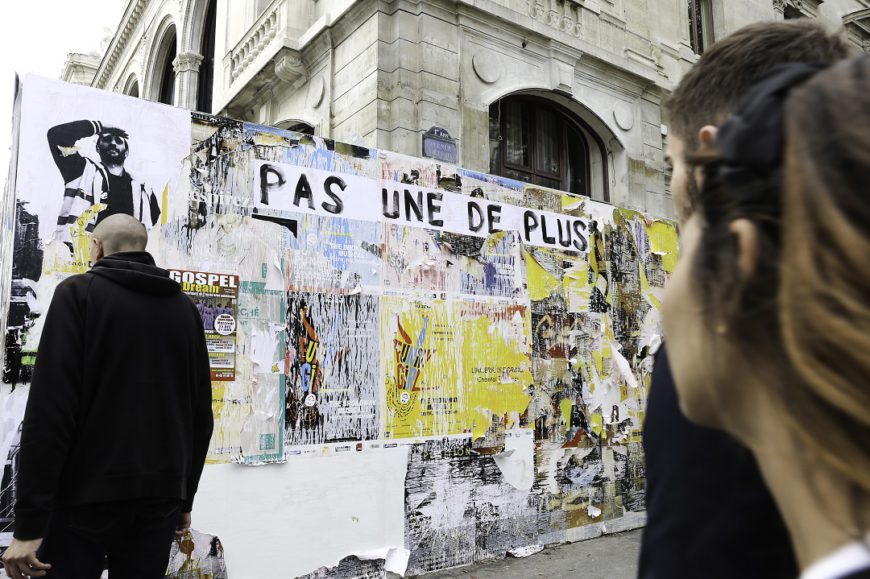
[698,125,719,151]
[729,218,760,278]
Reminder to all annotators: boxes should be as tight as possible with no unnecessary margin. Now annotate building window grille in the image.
[689,0,714,55]
[489,96,598,199]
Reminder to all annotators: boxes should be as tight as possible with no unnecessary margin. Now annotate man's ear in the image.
[729,218,760,278]
[698,125,719,152]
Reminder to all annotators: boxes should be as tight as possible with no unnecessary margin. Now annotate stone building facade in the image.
[68,0,870,220]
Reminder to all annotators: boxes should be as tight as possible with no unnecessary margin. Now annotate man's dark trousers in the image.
[35,498,181,578]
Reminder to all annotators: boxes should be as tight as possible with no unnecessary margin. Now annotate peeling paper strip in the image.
[492,428,535,491]
[508,544,544,558]
[610,340,639,389]
[357,546,411,576]
[250,324,284,374]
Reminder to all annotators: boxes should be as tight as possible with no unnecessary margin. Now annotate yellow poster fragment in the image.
[382,297,462,438]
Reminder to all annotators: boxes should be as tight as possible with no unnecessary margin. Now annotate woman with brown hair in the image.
[662,54,870,578]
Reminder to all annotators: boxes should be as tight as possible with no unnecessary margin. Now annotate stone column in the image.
[173,52,204,111]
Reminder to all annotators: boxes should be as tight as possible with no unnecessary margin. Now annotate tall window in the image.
[157,30,177,105]
[247,0,272,25]
[689,0,714,55]
[489,96,599,199]
[124,75,140,98]
[197,0,217,112]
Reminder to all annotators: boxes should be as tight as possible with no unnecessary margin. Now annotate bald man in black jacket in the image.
[3,214,213,579]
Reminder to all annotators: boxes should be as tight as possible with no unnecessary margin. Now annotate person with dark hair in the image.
[1,214,213,579]
[662,53,870,578]
[47,120,162,246]
[639,19,851,579]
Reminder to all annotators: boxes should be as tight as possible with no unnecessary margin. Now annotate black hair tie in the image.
[716,62,827,190]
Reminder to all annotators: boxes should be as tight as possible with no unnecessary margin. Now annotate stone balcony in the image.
[218,0,309,116]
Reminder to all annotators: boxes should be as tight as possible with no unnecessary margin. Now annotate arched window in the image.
[277,120,315,135]
[197,0,217,112]
[124,76,140,98]
[489,96,605,200]
[156,28,177,105]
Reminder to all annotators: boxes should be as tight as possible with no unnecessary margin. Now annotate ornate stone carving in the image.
[549,9,561,26]
[173,52,204,74]
[274,50,306,85]
[774,0,823,17]
[527,0,582,37]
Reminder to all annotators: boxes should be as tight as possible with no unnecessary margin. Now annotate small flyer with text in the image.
[168,269,239,381]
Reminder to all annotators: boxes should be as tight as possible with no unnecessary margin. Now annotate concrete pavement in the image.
[416,529,642,579]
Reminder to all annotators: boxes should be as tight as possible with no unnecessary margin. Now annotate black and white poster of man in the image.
[14,75,190,268]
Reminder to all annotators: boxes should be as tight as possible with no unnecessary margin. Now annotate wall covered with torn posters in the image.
[0,77,678,578]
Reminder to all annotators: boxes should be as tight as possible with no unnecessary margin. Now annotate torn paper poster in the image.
[165,528,227,579]
[508,544,545,558]
[1,76,679,578]
[356,546,411,575]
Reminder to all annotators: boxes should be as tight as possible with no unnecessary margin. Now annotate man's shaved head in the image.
[92,214,148,256]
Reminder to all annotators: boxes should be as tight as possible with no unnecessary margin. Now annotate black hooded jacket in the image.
[14,252,214,540]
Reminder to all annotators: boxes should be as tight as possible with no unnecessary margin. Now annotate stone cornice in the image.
[843,7,870,29]
[843,8,870,52]
[93,0,148,89]
[772,0,823,17]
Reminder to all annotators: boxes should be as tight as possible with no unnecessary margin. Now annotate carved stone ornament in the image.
[173,52,204,74]
[307,76,325,108]
[275,51,306,85]
[612,101,634,131]
[774,0,817,15]
[472,52,501,84]
[527,0,582,37]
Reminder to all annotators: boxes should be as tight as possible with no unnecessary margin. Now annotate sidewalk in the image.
[417,529,642,579]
